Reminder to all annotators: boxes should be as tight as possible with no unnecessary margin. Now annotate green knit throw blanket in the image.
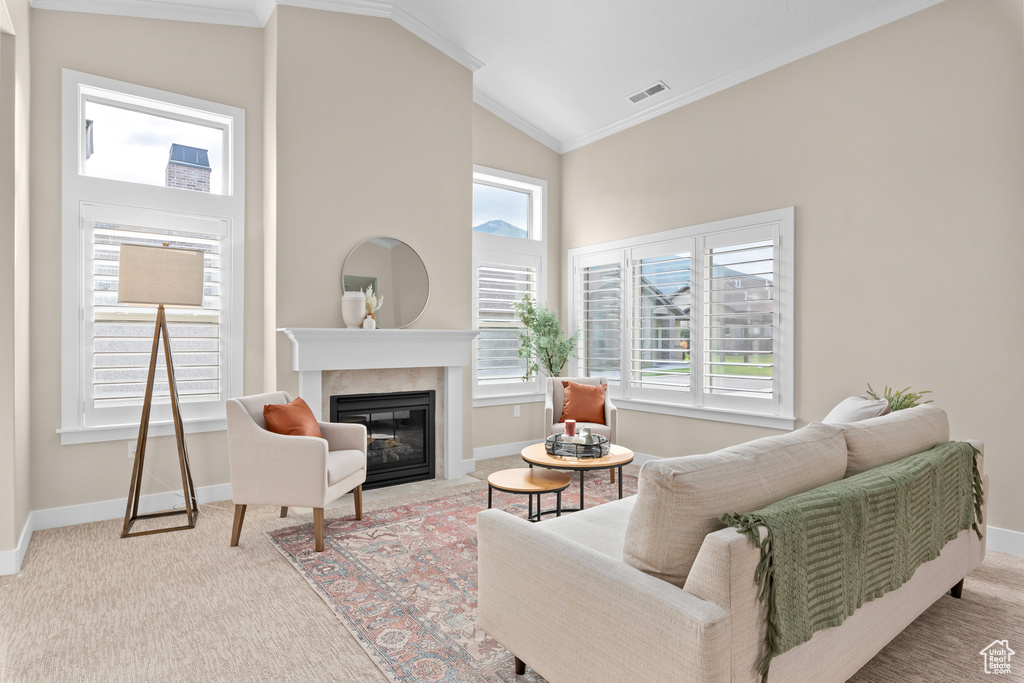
[721,441,984,682]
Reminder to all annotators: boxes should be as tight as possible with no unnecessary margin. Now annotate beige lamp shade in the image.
[117,244,205,307]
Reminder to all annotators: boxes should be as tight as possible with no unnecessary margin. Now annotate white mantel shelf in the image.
[277,328,479,480]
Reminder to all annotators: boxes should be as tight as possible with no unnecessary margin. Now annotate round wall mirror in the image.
[341,237,429,328]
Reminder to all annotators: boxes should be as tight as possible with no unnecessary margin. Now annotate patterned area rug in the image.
[270,473,638,683]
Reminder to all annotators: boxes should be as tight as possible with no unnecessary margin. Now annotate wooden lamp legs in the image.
[121,305,199,539]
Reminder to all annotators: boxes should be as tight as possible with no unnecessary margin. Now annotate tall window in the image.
[60,70,245,444]
[569,208,794,428]
[472,166,547,405]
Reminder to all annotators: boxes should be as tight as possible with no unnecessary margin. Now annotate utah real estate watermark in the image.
[980,640,1015,675]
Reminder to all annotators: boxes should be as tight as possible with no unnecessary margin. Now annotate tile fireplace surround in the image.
[277,328,478,480]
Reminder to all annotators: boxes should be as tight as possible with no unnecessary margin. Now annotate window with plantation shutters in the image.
[475,261,538,390]
[568,208,794,429]
[576,257,623,385]
[630,247,691,395]
[703,238,775,405]
[472,166,548,404]
[90,223,222,412]
[61,71,244,444]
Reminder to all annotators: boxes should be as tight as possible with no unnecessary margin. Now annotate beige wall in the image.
[0,0,30,552]
[269,7,474,460]
[471,104,563,449]
[28,11,265,511]
[561,0,1024,533]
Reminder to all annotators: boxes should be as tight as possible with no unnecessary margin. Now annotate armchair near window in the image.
[544,377,618,482]
[225,391,367,552]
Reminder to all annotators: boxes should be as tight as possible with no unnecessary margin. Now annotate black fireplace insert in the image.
[330,390,435,490]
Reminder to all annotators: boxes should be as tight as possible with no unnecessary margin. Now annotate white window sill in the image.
[473,392,545,408]
[57,417,227,446]
[613,398,797,431]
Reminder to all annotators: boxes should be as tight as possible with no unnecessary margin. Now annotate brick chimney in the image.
[165,143,211,192]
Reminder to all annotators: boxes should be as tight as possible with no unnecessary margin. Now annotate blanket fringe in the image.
[721,512,776,683]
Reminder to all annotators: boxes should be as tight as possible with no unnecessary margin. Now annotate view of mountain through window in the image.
[472,182,529,238]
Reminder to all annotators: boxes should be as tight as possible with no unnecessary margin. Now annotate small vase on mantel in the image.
[361,316,376,330]
[342,291,366,328]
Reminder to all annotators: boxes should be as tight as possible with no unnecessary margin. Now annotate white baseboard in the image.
[988,526,1024,557]
[0,483,233,576]
[0,517,33,576]
[471,439,542,463]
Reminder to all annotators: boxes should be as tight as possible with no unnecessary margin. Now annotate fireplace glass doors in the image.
[330,390,435,489]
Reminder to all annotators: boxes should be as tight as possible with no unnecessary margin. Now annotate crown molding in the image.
[274,1,483,71]
[560,0,948,153]
[473,89,562,154]
[389,5,483,72]
[30,0,263,26]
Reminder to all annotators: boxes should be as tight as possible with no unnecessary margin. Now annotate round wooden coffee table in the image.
[520,442,634,513]
[487,467,573,522]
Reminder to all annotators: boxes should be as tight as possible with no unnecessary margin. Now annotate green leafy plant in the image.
[866,383,933,412]
[511,295,580,381]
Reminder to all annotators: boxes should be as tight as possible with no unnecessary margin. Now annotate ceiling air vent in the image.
[627,81,669,104]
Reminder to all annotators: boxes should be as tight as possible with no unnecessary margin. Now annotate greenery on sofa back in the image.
[866,383,932,412]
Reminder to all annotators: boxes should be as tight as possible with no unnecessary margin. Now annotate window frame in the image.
[59,70,245,445]
[472,165,548,407]
[567,207,795,430]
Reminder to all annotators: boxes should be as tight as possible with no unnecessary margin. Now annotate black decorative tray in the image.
[545,433,610,459]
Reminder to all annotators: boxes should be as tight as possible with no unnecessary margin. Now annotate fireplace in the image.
[331,390,436,489]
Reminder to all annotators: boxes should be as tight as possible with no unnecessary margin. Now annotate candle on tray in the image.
[564,419,576,437]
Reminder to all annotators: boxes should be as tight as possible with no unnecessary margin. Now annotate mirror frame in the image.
[341,236,430,329]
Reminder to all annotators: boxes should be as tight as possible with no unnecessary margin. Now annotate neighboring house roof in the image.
[168,143,210,169]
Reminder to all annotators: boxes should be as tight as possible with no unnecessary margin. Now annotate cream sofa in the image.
[476,406,987,682]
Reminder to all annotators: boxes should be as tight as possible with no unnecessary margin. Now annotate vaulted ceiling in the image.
[32,0,946,152]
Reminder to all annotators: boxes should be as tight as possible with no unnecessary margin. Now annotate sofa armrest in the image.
[604,394,617,443]
[544,385,555,434]
[477,509,730,683]
[318,421,368,455]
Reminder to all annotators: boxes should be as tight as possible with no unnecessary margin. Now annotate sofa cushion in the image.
[622,423,847,587]
[327,449,365,486]
[840,404,949,477]
[541,497,636,560]
[822,395,890,424]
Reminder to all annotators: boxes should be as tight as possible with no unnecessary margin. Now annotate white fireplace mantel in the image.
[278,328,479,479]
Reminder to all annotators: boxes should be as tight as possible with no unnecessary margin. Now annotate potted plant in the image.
[511,295,580,381]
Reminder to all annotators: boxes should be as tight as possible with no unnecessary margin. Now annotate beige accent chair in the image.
[545,376,618,481]
[225,391,367,552]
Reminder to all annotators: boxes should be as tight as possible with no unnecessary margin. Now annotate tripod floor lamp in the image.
[118,243,205,538]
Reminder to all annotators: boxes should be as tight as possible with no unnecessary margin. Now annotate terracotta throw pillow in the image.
[559,381,607,425]
[263,397,323,438]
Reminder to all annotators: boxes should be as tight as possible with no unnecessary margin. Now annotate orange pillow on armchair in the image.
[263,397,323,438]
[559,381,607,425]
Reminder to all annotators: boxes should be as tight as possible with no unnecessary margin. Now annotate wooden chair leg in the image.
[354,484,363,521]
[280,506,288,518]
[951,578,964,599]
[610,469,616,484]
[230,504,246,547]
[314,508,325,552]
[514,656,525,675]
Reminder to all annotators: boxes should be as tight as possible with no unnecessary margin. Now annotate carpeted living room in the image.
[1,1,1023,682]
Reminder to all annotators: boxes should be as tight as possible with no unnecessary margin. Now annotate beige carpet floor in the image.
[0,454,1021,682]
